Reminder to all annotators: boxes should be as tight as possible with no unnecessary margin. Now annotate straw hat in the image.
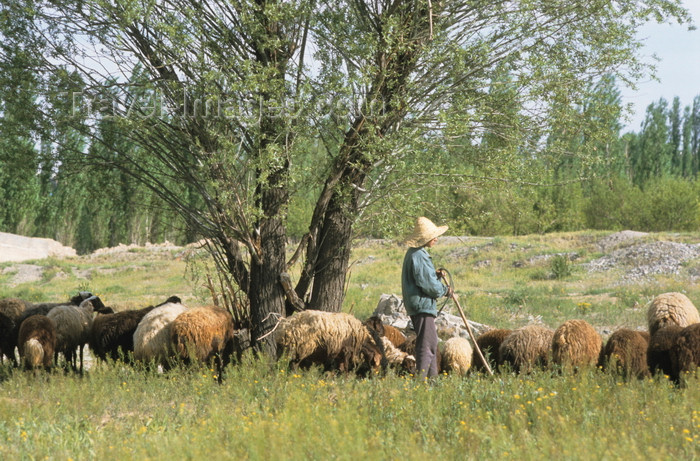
[405,217,448,248]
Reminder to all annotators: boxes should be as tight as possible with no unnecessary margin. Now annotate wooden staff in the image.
[450,292,494,376]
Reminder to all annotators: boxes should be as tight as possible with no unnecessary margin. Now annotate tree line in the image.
[0,0,692,354]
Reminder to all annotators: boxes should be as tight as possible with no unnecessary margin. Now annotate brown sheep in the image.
[669,323,700,385]
[364,316,408,349]
[598,329,650,379]
[472,328,512,373]
[499,325,554,374]
[552,319,602,371]
[382,325,407,349]
[647,325,684,378]
[170,305,235,381]
[0,297,30,319]
[17,315,57,371]
[646,292,700,336]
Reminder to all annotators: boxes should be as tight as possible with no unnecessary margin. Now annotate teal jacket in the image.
[401,247,449,317]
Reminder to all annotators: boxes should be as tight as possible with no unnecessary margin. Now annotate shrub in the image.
[551,255,571,280]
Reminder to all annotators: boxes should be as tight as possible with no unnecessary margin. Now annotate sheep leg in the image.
[215,353,223,384]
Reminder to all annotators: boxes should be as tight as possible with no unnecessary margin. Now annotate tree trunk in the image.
[308,160,368,312]
[307,192,354,312]
[248,219,287,355]
[248,176,288,355]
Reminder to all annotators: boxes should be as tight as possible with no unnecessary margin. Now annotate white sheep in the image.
[441,336,473,376]
[133,301,188,369]
[380,337,415,374]
[646,292,700,336]
[275,310,386,374]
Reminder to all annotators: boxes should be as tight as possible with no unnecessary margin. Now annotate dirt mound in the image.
[0,232,76,263]
[87,241,183,261]
[586,240,700,282]
[596,230,648,252]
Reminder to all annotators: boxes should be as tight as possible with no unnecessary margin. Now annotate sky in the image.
[621,1,700,132]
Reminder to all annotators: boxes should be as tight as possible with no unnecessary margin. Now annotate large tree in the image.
[0,0,690,354]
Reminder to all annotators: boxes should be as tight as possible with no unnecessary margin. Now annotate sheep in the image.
[647,325,684,378]
[0,298,30,364]
[598,329,650,379]
[365,316,407,349]
[89,296,180,362]
[133,301,188,369]
[499,325,554,374]
[440,336,473,376]
[275,310,387,375]
[11,292,101,362]
[47,296,108,374]
[380,337,416,374]
[646,292,700,336]
[551,319,602,371]
[30,291,96,312]
[0,297,30,319]
[0,313,18,365]
[669,323,700,385]
[170,305,235,381]
[472,328,512,373]
[17,315,57,371]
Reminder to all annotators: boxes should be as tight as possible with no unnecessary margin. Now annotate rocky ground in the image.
[585,236,700,283]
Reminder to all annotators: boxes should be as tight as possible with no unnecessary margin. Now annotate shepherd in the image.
[402,216,453,379]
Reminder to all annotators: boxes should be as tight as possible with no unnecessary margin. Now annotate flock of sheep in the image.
[271,291,700,385]
[468,291,700,384]
[0,294,236,379]
[0,290,699,385]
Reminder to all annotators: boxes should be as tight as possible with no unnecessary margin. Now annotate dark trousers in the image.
[411,313,438,379]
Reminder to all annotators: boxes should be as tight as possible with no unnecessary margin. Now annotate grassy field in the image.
[0,231,699,459]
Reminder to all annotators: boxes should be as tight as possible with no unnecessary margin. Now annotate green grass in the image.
[1,231,700,458]
[0,361,697,459]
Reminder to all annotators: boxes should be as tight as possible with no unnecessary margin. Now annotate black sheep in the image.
[670,323,700,385]
[647,325,684,378]
[89,296,181,362]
